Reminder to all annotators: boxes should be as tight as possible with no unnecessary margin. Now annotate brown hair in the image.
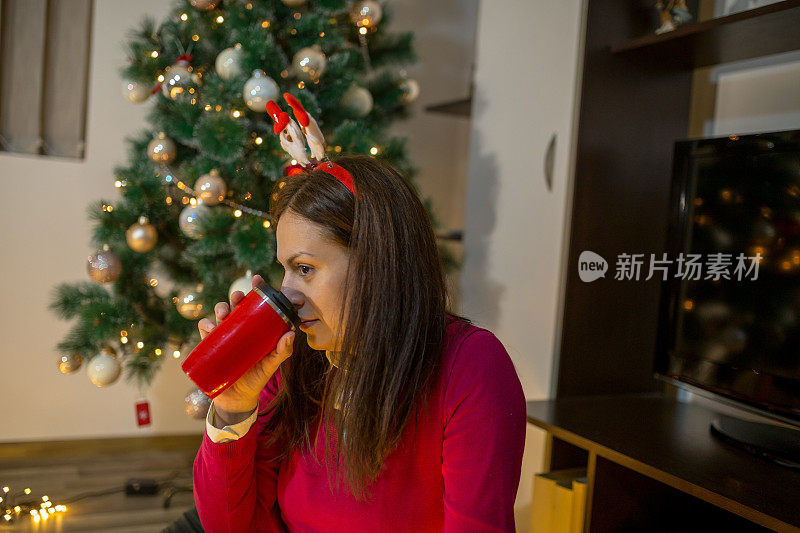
[259,154,472,501]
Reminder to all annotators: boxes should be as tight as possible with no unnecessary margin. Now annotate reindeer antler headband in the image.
[267,93,359,200]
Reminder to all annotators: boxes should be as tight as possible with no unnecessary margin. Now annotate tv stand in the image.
[527,393,800,532]
[710,414,800,471]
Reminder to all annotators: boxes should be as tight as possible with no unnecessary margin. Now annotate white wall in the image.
[460,1,586,530]
[0,0,478,443]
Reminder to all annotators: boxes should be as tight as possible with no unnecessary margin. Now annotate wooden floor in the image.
[0,438,201,532]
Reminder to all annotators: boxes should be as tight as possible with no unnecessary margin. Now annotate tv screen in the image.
[655,129,800,426]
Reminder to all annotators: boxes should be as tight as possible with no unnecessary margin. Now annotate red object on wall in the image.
[136,399,151,427]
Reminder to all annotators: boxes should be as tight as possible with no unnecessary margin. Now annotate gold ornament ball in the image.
[57,353,84,374]
[292,46,327,83]
[87,244,122,284]
[176,284,207,320]
[126,216,158,253]
[215,44,244,81]
[188,0,218,10]
[194,170,227,206]
[351,0,383,28]
[147,132,176,164]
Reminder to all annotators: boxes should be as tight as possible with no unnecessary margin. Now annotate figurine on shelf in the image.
[655,0,695,35]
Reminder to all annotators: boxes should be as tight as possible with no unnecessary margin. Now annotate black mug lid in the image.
[257,281,301,328]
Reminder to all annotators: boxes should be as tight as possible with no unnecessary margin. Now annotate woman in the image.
[192,155,527,532]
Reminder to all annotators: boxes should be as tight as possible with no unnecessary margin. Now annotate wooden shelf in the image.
[610,0,800,68]
[424,97,472,117]
[527,394,800,531]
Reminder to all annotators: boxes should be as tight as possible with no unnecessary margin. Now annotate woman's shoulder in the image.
[442,315,510,374]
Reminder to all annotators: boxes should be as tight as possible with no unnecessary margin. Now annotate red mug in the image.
[181,281,301,399]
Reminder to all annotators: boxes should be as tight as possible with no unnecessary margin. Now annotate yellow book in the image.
[531,468,586,533]
[570,476,588,533]
[552,480,574,533]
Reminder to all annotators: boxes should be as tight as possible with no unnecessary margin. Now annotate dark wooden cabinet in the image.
[528,394,800,532]
[539,2,800,531]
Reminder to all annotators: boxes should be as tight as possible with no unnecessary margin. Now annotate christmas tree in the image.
[49,0,455,395]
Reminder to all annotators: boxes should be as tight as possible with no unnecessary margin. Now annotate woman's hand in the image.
[197,274,295,418]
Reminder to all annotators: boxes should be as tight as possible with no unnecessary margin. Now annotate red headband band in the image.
[314,161,359,200]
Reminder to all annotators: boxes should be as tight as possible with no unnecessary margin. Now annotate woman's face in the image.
[275,209,351,352]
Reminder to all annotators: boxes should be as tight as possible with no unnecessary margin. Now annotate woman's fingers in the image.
[198,317,215,340]
[214,302,229,323]
[231,290,245,309]
[252,274,264,289]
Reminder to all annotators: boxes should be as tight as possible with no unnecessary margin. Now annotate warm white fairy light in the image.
[232,110,241,118]
[173,350,181,358]
[234,209,242,217]
[150,50,159,58]
[255,136,263,145]
[359,27,367,35]
[157,74,165,82]
[180,13,188,21]
[216,15,224,23]
[137,341,144,349]
[370,146,379,155]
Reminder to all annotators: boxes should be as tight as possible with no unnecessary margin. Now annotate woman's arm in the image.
[441,329,527,533]
[193,370,287,533]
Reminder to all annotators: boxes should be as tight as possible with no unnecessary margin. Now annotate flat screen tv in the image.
[655,129,800,468]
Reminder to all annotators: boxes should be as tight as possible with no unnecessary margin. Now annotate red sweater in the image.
[192,318,527,532]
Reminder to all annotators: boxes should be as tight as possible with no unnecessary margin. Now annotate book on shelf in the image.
[531,468,587,533]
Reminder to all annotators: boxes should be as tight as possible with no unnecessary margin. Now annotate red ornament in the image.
[135,399,151,427]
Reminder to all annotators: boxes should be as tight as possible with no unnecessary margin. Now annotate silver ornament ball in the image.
[243,70,279,112]
[147,132,176,164]
[185,387,212,419]
[351,0,383,28]
[87,245,122,284]
[292,46,327,83]
[147,261,174,298]
[161,60,199,101]
[341,84,373,117]
[87,348,122,387]
[57,353,84,375]
[122,78,151,103]
[215,45,244,81]
[179,202,211,239]
[176,284,207,320]
[194,170,227,206]
[188,0,218,10]
[126,216,158,253]
[399,78,420,104]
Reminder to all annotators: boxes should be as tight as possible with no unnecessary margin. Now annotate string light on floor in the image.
[0,486,66,524]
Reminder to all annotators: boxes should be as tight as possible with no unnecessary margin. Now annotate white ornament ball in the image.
[281,0,307,6]
[179,203,211,239]
[122,78,151,103]
[351,0,383,28]
[87,348,122,387]
[243,70,279,112]
[147,132,176,164]
[341,85,373,117]
[176,284,207,320]
[126,216,158,253]
[292,46,327,82]
[399,78,420,104]
[161,60,199,101]
[194,170,227,206]
[229,270,254,301]
[215,45,244,81]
